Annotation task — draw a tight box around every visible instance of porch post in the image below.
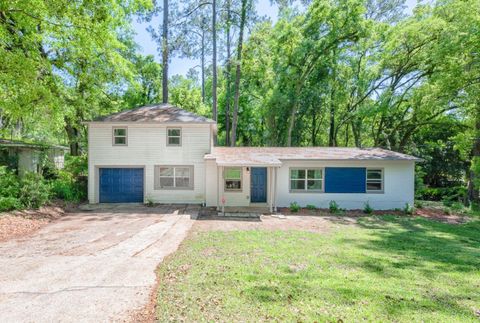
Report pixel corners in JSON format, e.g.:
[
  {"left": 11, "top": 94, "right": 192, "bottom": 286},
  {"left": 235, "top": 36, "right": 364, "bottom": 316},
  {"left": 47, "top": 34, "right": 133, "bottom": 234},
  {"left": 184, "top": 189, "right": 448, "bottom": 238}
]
[
  {"left": 274, "top": 167, "right": 278, "bottom": 213},
  {"left": 216, "top": 165, "right": 220, "bottom": 211},
  {"left": 269, "top": 167, "right": 273, "bottom": 213}
]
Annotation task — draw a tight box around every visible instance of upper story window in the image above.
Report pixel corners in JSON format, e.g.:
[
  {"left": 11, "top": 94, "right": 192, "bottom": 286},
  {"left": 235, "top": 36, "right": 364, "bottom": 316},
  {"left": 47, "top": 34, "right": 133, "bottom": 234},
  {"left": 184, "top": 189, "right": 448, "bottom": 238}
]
[
  {"left": 290, "top": 168, "right": 323, "bottom": 192},
  {"left": 225, "top": 167, "right": 242, "bottom": 191},
  {"left": 167, "top": 128, "right": 181, "bottom": 146},
  {"left": 366, "top": 169, "right": 383, "bottom": 192},
  {"left": 113, "top": 127, "right": 127, "bottom": 146}
]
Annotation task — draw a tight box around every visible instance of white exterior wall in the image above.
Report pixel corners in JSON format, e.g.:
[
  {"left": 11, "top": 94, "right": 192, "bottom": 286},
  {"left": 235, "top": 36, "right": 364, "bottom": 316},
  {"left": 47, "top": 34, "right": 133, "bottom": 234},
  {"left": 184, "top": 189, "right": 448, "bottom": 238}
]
[
  {"left": 205, "top": 165, "right": 275, "bottom": 208},
  {"left": 205, "top": 160, "right": 415, "bottom": 210},
  {"left": 88, "top": 123, "right": 212, "bottom": 204},
  {"left": 276, "top": 160, "right": 414, "bottom": 210}
]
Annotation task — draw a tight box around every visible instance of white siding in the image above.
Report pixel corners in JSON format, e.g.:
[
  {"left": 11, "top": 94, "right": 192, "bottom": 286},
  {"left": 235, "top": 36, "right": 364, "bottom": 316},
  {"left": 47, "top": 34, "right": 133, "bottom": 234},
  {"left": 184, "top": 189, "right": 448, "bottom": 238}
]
[
  {"left": 205, "top": 160, "right": 415, "bottom": 210},
  {"left": 88, "top": 123, "right": 212, "bottom": 203},
  {"left": 276, "top": 160, "right": 414, "bottom": 210},
  {"left": 205, "top": 165, "right": 274, "bottom": 208}
]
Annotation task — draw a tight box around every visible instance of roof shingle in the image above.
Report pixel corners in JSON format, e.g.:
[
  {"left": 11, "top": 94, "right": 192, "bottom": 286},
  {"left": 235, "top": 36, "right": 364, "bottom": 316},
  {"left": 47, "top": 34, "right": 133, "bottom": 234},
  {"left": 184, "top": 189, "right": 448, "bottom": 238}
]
[
  {"left": 92, "top": 104, "right": 215, "bottom": 123},
  {"left": 205, "top": 147, "right": 421, "bottom": 166}
]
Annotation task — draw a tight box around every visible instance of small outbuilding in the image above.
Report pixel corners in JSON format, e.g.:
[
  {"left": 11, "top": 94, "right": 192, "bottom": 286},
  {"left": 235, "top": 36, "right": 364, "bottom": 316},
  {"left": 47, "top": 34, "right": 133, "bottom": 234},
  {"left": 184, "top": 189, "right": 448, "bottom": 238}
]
[{"left": 0, "top": 139, "right": 69, "bottom": 175}]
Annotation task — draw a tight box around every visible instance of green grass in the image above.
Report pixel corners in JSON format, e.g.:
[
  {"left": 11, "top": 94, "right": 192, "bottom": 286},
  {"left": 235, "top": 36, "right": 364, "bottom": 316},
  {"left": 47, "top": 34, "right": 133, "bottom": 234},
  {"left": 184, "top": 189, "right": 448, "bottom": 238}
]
[{"left": 156, "top": 216, "right": 480, "bottom": 322}]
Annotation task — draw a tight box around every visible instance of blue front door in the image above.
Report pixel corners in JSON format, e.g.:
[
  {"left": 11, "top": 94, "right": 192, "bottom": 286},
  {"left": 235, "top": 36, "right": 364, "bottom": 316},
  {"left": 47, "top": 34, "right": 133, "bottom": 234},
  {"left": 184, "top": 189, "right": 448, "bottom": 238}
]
[
  {"left": 99, "top": 168, "right": 144, "bottom": 203},
  {"left": 251, "top": 167, "right": 267, "bottom": 203}
]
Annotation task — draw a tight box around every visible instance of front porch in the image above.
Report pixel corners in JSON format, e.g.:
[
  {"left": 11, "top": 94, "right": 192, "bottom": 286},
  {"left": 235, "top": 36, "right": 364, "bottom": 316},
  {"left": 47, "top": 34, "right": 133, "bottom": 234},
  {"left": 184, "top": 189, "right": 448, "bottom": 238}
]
[{"left": 207, "top": 160, "right": 281, "bottom": 213}]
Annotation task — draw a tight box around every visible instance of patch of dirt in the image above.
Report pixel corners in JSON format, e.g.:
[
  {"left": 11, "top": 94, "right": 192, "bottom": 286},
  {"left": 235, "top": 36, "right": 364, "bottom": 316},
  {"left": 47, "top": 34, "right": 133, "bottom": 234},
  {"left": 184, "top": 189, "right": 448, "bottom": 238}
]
[
  {"left": 414, "top": 208, "right": 469, "bottom": 224},
  {"left": 0, "top": 205, "right": 68, "bottom": 242},
  {"left": 193, "top": 214, "right": 342, "bottom": 233}
]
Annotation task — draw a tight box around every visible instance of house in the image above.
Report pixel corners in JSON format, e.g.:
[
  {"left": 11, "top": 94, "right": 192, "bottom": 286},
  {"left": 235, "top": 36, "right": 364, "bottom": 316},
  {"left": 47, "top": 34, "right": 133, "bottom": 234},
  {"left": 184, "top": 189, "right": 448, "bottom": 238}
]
[
  {"left": 86, "top": 104, "right": 421, "bottom": 210},
  {"left": 0, "top": 139, "right": 69, "bottom": 175}
]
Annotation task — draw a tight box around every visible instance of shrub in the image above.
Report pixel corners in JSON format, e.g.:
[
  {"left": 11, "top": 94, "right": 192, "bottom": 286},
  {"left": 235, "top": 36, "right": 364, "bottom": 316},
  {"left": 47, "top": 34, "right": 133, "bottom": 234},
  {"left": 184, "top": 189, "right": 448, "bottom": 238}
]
[
  {"left": 64, "top": 154, "right": 88, "bottom": 177},
  {"left": 51, "top": 171, "right": 86, "bottom": 202},
  {"left": 329, "top": 200, "right": 340, "bottom": 213},
  {"left": 414, "top": 200, "right": 424, "bottom": 209},
  {"left": 0, "top": 197, "right": 22, "bottom": 212},
  {"left": 417, "top": 186, "right": 467, "bottom": 202},
  {"left": 19, "top": 172, "right": 51, "bottom": 209},
  {"left": 450, "top": 202, "right": 464, "bottom": 212},
  {"left": 145, "top": 196, "right": 155, "bottom": 207},
  {"left": 363, "top": 202, "right": 373, "bottom": 214},
  {"left": 306, "top": 204, "right": 316, "bottom": 210},
  {"left": 289, "top": 202, "right": 300, "bottom": 212},
  {"left": 0, "top": 166, "right": 20, "bottom": 198},
  {"left": 403, "top": 203, "right": 414, "bottom": 215}
]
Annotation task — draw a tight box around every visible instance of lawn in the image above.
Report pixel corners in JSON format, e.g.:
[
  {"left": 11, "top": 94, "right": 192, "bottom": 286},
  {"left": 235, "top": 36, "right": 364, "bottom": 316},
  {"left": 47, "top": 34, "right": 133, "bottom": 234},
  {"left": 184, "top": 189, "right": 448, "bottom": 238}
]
[{"left": 156, "top": 216, "right": 480, "bottom": 322}]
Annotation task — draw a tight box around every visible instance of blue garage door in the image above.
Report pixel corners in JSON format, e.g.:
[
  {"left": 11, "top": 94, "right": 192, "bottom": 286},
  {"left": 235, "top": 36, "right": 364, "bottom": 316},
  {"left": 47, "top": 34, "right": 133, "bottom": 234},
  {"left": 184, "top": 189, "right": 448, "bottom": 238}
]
[
  {"left": 99, "top": 168, "right": 144, "bottom": 203},
  {"left": 325, "top": 167, "right": 366, "bottom": 193}
]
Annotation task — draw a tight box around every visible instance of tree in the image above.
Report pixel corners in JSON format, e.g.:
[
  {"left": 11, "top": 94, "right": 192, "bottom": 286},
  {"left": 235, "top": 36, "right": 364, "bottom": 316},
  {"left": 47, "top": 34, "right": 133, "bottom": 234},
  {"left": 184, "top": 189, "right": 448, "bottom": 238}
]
[
  {"left": 162, "top": 0, "right": 169, "bottom": 103},
  {"left": 230, "top": 0, "right": 249, "bottom": 146}
]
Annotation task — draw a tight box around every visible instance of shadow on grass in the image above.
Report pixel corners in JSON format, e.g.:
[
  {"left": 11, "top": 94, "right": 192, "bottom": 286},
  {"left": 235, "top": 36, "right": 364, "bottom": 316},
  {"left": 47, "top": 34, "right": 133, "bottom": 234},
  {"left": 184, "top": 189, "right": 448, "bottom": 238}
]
[{"left": 351, "top": 215, "right": 480, "bottom": 273}]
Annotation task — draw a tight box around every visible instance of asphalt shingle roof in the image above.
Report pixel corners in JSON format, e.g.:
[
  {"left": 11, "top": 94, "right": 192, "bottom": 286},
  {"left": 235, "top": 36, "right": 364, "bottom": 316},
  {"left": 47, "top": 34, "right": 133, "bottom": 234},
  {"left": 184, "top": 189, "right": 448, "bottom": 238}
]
[
  {"left": 92, "top": 104, "right": 215, "bottom": 123},
  {"left": 205, "top": 147, "right": 421, "bottom": 166}
]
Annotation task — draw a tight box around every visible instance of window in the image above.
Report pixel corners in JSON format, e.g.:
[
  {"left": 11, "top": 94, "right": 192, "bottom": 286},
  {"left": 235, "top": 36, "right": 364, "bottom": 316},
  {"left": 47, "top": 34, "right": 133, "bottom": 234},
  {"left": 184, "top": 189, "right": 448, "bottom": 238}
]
[
  {"left": 290, "top": 168, "right": 323, "bottom": 192},
  {"left": 155, "top": 166, "right": 193, "bottom": 189},
  {"left": 366, "top": 169, "right": 383, "bottom": 192},
  {"left": 167, "top": 128, "right": 181, "bottom": 146},
  {"left": 224, "top": 167, "right": 242, "bottom": 191},
  {"left": 113, "top": 127, "right": 127, "bottom": 145}
]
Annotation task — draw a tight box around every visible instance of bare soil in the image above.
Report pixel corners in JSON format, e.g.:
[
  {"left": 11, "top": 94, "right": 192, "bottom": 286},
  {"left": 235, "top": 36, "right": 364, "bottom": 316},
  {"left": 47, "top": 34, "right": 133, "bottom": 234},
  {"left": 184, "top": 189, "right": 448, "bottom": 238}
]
[
  {"left": 415, "top": 208, "right": 469, "bottom": 224},
  {"left": 0, "top": 205, "right": 67, "bottom": 242},
  {"left": 193, "top": 214, "right": 353, "bottom": 233}
]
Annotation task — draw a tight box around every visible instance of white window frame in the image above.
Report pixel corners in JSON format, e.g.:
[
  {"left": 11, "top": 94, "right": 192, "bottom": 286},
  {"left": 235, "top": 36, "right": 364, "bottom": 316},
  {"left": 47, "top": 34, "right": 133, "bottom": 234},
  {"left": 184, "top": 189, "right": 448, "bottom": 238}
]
[
  {"left": 224, "top": 167, "right": 242, "bottom": 192},
  {"left": 167, "top": 128, "right": 182, "bottom": 146},
  {"left": 112, "top": 127, "right": 127, "bottom": 146},
  {"left": 289, "top": 168, "right": 324, "bottom": 192},
  {"left": 155, "top": 165, "right": 194, "bottom": 190},
  {"left": 366, "top": 168, "right": 384, "bottom": 193}
]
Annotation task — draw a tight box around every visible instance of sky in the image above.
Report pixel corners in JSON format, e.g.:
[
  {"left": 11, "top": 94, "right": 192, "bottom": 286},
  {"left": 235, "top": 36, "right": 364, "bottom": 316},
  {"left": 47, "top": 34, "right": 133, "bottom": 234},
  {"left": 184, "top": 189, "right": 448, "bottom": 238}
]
[{"left": 132, "top": 0, "right": 419, "bottom": 77}]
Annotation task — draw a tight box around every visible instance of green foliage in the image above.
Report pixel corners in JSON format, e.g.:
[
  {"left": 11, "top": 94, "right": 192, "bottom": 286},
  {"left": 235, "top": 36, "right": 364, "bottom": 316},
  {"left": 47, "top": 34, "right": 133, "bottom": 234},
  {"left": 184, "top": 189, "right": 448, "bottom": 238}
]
[
  {"left": 403, "top": 203, "right": 414, "bottom": 215},
  {"left": 64, "top": 154, "right": 88, "bottom": 177},
  {"left": 19, "top": 173, "right": 51, "bottom": 209},
  {"left": 329, "top": 200, "right": 340, "bottom": 214},
  {"left": 0, "top": 166, "right": 20, "bottom": 198},
  {"left": 0, "top": 197, "right": 22, "bottom": 212},
  {"left": 145, "top": 196, "right": 155, "bottom": 207},
  {"left": 363, "top": 202, "right": 373, "bottom": 214},
  {"left": 414, "top": 200, "right": 424, "bottom": 209},
  {"left": 306, "top": 204, "right": 316, "bottom": 210},
  {"left": 289, "top": 202, "right": 300, "bottom": 212},
  {"left": 51, "top": 171, "right": 86, "bottom": 202},
  {"left": 417, "top": 186, "right": 467, "bottom": 202}
]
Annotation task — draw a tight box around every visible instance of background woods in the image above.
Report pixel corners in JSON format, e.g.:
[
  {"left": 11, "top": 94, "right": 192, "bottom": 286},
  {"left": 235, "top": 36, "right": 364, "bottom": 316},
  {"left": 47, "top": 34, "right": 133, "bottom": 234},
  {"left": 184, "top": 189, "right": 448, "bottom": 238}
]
[{"left": 0, "top": 0, "right": 479, "bottom": 206}]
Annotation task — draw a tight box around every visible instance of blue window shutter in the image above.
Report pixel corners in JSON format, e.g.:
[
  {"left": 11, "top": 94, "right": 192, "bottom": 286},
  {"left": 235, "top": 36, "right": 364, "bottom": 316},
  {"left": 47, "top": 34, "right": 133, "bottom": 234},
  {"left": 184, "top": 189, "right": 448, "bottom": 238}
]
[{"left": 325, "top": 167, "right": 366, "bottom": 193}]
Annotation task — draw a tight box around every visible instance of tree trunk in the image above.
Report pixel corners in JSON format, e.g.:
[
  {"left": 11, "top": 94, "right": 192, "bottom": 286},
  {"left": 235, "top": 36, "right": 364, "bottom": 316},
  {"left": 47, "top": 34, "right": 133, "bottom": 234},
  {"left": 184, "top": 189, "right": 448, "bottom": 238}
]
[
  {"left": 352, "top": 119, "right": 362, "bottom": 148},
  {"left": 162, "top": 0, "right": 168, "bottom": 103},
  {"left": 65, "top": 117, "right": 79, "bottom": 156},
  {"left": 211, "top": 0, "right": 218, "bottom": 144},
  {"left": 201, "top": 28, "right": 205, "bottom": 103},
  {"left": 224, "top": 0, "right": 232, "bottom": 146},
  {"left": 286, "top": 103, "right": 297, "bottom": 146},
  {"left": 230, "top": 0, "right": 248, "bottom": 146},
  {"left": 468, "top": 110, "right": 480, "bottom": 206},
  {"left": 328, "top": 100, "right": 336, "bottom": 146}
]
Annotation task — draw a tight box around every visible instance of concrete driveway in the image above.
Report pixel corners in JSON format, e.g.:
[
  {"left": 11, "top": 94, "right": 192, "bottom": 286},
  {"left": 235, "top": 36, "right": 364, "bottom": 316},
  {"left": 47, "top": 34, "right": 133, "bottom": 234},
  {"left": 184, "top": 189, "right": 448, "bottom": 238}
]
[{"left": 0, "top": 204, "right": 196, "bottom": 323}]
